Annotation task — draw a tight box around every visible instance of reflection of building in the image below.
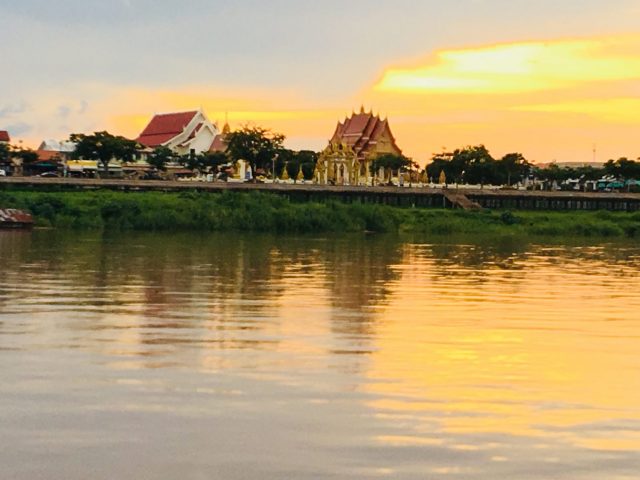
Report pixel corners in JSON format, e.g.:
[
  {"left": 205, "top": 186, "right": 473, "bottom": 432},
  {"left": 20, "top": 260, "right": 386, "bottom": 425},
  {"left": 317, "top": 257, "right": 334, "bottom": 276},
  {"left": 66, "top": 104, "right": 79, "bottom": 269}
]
[
  {"left": 136, "top": 110, "right": 220, "bottom": 156},
  {"left": 316, "top": 108, "right": 403, "bottom": 185}
]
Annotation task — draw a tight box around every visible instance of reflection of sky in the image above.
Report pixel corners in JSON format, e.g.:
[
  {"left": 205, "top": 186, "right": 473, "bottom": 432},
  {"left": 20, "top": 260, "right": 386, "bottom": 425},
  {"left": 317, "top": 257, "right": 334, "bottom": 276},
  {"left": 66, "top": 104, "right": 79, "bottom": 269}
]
[
  {"left": 2, "top": 1, "right": 640, "bottom": 161},
  {"left": 1, "top": 231, "right": 640, "bottom": 478}
]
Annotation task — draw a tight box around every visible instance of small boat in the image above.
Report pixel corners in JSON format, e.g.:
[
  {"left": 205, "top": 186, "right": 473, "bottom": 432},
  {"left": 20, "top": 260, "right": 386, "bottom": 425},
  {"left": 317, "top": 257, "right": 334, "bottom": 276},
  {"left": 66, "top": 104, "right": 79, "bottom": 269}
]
[{"left": 0, "top": 209, "right": 34, "bottom": 229}]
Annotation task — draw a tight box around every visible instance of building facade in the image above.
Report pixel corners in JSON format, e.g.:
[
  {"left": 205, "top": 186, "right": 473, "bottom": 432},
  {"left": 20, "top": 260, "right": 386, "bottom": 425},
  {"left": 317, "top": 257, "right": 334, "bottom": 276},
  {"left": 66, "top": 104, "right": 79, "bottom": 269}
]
[
  {"left": 136, "top": 110, "right": 220, "bottom": 156},
  {"left": 316, "top": 108, "right": 403, "bottom": 185}
]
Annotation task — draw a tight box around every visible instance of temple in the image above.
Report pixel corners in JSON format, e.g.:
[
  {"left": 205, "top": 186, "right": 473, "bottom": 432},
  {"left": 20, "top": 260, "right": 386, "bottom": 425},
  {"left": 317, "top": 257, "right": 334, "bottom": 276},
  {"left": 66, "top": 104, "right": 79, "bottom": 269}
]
[
  {"left": 136, "top": 110, "right": 219, "bottom": 156},
  {"left": 316, "top": 107, "right": 403, "bottom": 185}
]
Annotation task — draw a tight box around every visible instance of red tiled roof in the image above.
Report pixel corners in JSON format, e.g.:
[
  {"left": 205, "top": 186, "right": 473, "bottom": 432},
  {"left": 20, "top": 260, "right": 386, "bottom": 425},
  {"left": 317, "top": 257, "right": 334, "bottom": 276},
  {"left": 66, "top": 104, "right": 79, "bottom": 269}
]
[
  {"left": 36, "top": 150, "right": 63, "bottom": 161},
  {"left": 0, "top": 130, "right": 10, "bottom": 142},
  {"left": 136, "top": 111, "right": 198, "bottom": 147},
  {"left": 209, "top": 134, "right": 228, "bottom": 153}
]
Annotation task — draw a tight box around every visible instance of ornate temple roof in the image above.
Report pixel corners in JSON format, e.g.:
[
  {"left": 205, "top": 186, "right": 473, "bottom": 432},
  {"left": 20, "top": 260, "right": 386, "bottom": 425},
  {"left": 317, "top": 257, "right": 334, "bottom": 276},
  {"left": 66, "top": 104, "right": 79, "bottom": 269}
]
[
  {"left": 136, "top": 111, "right": 199, "bottom": 147},
  {"left": 330, "top": 107, "right": 401, "bottom": 159}
]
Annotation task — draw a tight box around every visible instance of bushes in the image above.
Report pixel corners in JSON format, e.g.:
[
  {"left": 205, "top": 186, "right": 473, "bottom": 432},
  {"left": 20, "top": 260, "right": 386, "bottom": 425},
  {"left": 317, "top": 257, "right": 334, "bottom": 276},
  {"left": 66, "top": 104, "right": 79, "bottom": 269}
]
[{"left": 2, "top": 188, "right": 640, "bottom": 238}]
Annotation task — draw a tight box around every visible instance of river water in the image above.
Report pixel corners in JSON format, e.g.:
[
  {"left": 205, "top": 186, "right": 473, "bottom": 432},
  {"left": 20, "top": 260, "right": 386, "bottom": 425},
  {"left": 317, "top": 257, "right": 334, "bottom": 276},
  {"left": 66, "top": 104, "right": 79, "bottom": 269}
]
[{"left": 1, "top": 230, "right": 640, "bottom": 479}]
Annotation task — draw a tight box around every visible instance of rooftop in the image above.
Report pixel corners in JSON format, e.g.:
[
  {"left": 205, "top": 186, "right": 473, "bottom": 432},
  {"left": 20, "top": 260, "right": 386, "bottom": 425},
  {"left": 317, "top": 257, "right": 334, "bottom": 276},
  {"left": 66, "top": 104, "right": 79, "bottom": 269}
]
[{"left": 136, "top": 111, "right": 199, "bottom": 147}]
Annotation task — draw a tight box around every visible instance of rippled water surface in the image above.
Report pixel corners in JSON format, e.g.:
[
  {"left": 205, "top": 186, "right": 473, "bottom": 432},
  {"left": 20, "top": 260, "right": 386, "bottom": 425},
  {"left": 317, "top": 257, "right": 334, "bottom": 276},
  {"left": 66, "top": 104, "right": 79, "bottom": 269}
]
[{"left": 1, "top": 230, "right": 640, "bottom": 479}]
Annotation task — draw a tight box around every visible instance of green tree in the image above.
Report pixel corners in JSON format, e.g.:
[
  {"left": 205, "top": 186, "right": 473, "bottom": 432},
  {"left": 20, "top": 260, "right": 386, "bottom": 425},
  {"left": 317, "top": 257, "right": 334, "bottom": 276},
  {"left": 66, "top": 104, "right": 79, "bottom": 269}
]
[
  {"left": 276, "top": 148, "right": 296, "bottom": 178},
  {"left": 604, "top": 158, "right": 640, "bottom": 180},
  {"left": 451, "top": 145, "right": 495, "bottom": 185},
  {"left": 147, "top": 146, "right": 175, "bottom": 172},
  {"left": 297, "top": 150, "right": 318, "bottom": 180},
  {"left": 426, "top": 151, "right": 453, "bottom": 183},
  {"left": 226, "top": 126, "right": 285, "bottom": 181},
  {"left": 69, "top": 131, "right": 138, "bottom": 176},
  {"left": 370, "top": 153, "right": 411, "bottom": 183},
  {"left": 12, "top": 147, "right": 39, "bottom": 165},
  {"left": 201, "top": 151, "right": 230, "bottom": 175},
  {"left": 0, "top": 142, "right": 10, "bottom": 164},
  {"left": 497, "top": 152, "right": 530, "bottom": 186},
  {"left": 426, "top": 146, "right": 497, "bottom": 185}
]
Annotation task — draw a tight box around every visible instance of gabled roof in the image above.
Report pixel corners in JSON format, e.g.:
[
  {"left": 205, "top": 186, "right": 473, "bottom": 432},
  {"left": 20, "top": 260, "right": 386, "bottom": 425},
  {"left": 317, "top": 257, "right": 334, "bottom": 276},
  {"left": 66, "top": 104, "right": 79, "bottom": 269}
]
[
  {"left": 0, "top": 130, "right": 10, "bottom": 143},
  {"left": 136, "top": 111, "right": 199, "bottom": 147},
  {"left": 330, "top": 109, "right": 401, "bottom": 158},
  {"left": 38, "top": 139, "right": 76, "bottom": 152}
]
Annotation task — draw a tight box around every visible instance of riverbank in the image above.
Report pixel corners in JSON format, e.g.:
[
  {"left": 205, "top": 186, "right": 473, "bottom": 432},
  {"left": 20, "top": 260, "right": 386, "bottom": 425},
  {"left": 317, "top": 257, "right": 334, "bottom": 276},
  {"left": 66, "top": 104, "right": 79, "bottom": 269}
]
[{"left": 1, "top": 189, "right": 639, "bottom": 237}]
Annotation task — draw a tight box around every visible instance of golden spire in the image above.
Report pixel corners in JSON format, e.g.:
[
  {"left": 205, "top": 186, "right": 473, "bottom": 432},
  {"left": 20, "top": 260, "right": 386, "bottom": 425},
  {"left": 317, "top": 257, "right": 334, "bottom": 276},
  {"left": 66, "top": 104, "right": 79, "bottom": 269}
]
[{"left": 222, "top": 111, "right": 231, "bottom": 135}]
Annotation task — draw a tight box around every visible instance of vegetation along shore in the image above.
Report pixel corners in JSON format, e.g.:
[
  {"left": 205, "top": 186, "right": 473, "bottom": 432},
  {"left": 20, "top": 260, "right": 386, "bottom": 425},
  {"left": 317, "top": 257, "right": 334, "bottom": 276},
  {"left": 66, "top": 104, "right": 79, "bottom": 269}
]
[{"left": 1, "top": 189, "right": 640, "bottom": 238}]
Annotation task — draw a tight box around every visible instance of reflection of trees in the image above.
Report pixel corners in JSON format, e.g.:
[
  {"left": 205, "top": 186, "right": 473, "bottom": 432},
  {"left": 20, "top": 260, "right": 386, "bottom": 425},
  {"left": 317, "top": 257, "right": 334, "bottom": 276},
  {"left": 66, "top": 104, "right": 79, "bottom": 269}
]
[
  {"left": 1, "top": 231, "right": 290, "bottom": 356},
  {"left": 424, "top": 236, "right": 640, "bottom": 284},
  {"left": 428, "top": 236, "right": 530, "bottom": 275},
  {"left": 319, "top": 235, "right": 404, "bottom": 336},
  {"left": 0, "top": 231, "right": 34, "bottom": 313},
  {"left": 6, "top": 230, "right": 639, "bottom": 366}
]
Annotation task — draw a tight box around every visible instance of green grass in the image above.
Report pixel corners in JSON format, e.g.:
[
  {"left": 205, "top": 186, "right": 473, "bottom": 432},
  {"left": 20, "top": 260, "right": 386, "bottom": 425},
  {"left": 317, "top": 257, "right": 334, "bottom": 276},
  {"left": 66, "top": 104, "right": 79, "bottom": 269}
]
[{"left": 1, "top": 189, "right": 639, "bottom": 238}]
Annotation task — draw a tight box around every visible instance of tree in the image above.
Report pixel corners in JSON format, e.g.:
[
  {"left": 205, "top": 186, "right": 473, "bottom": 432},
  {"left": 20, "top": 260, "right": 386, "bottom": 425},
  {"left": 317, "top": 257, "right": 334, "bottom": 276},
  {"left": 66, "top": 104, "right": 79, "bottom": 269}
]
[
  {"left": 12, "top": 147, "right": 39, "bottom": 165},
  {"left": 497, "top": 152, "right": 530, "bottom": 186},
  {"left": 604, "top": 158, "right": 640, "bottom": 181},
  {"left": 426, "top": 151, "right": 453, "bottom": 183},
  {"left": 533, "top": 163, "right": 574, "bottom": 188},
  {"left": 69, "top": 131, "right": 138, "bottom": 176},
  {"left": 226, "top": 126, "right": 285, "bottom": 181},
  {"left": 274, "top": 149, "right": 317, "bottom": 182},
  {"left": 147, "top": 146, "right": 175, "bottom": 172},
  {"left": 297, "top": 150, "right": 318, "bottom": 180},
  {"left": 370, "top": 153, "right": 411, "bottom": 183},
  {"left": 201, "top": 151, "right": 230, "bottom": 175},
  {"left": 426, "top": 146, "right": 497, "bottom": 185},
  {"left": 0, "top": 142, "right": 11, "bottom": 164},
  {"left": 451, "top": 145, "right": 495, "bottom": 185}
]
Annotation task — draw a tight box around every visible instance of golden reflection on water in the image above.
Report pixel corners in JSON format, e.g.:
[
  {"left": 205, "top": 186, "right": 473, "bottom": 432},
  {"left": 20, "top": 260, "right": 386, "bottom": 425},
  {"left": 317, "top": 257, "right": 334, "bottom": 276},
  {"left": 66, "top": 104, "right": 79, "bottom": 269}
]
[
  {"left": 366, "top": 242, "right": 640, "bottom": 453},
  {"left": 1, "top": 230, "right": 640, "bottom": 478}
]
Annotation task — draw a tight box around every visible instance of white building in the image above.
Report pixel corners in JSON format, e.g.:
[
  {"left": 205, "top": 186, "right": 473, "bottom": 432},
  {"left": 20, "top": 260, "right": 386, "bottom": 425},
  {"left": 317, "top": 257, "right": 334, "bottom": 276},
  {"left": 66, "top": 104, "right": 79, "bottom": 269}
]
[{"left": 136, "top": 109, "right": 219, "bottom": 156}]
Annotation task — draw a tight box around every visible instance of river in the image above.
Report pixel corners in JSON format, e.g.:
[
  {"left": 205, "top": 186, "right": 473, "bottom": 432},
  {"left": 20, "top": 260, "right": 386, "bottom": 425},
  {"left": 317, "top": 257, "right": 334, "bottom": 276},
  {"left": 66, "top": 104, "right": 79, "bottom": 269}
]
[{"left": 1, "top": 230, "right": 640, "bottom": 479}]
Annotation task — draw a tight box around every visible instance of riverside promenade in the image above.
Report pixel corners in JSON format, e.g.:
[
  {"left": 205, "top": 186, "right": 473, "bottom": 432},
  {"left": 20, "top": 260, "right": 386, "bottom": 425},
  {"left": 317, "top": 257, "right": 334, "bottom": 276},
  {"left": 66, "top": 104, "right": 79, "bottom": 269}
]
[{"left": 2, "top": 177, "right": 640, "bottom": 212}]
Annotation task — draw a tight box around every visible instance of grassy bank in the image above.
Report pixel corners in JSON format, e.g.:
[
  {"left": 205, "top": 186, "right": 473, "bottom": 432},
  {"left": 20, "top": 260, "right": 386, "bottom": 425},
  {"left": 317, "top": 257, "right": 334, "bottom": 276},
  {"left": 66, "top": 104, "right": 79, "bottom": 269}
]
[{"left": 1, "top": 189, "right": 640, "bottom": 238}]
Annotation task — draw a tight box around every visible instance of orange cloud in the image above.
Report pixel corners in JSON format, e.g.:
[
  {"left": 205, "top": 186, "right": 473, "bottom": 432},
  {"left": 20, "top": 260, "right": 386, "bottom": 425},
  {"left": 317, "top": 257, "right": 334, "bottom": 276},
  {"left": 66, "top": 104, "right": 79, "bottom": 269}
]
[{"left": 375, "top": 34, "right": 640, "bottom": 94}]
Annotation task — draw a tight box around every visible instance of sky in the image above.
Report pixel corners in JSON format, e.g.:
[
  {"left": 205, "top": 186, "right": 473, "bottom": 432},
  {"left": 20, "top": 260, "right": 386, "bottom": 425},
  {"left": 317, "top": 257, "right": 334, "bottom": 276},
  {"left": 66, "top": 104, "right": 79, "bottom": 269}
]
[{"left": 1, "top": 0, "right": 639, "bottom": 164}]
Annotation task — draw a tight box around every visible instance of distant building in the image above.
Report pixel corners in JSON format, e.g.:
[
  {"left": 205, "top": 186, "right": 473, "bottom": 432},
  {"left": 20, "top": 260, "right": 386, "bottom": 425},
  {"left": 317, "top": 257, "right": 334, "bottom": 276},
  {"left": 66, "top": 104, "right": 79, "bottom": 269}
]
[
  {"left": 37, "top": 139, "right": 76, "bottom": 163},
  {"left": 136, "top": 109, "right": 219, "bottom": 156},
  {"left": 0, "top": 130, "right": 10, "bottom": 144},
  {"left": 317, "top": 107, "right": 403, "bottom": 185},
  {"left": 38, "top": 139, "right": 76, "bottom": 153}
]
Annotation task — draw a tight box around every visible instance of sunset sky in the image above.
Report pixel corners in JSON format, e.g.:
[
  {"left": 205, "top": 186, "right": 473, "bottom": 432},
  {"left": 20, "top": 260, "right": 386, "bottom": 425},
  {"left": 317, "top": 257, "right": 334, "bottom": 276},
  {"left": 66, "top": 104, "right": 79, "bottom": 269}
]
[{"left": 1, "top": 0, "right": 639, "bottom": 164}]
